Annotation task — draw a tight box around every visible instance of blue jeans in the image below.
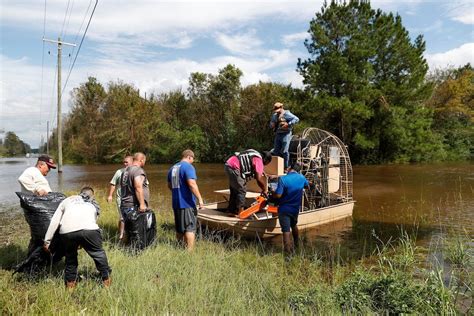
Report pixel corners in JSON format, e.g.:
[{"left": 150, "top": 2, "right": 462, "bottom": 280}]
[{"left": 274, "top": 131, "right": 292, "bottom": 168}]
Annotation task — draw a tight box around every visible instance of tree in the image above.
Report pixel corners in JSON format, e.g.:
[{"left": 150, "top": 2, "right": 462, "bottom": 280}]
[
  {"left": 63, "top": 77, "right": 107, "bottom": 163},
  {"left": 298, "top": 0, "right": 434, "bottom": 163},
  {"left": 426, "top": 65, "right": 474, "bottom": 160},
  {"left": 3, "top": 131, "right": 30, "bottom": 156},
  {"left": 188, "top": 64, "right": 243, "bottom": 161}
]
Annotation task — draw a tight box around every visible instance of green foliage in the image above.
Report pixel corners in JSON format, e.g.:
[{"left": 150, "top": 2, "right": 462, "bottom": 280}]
[
  {"left": 298, "top": 0, "right": 439, "bottom": 164},
  {"left": 2, "top": 131, "right": 30, "bottom": 156},
  {"left": 59, "top": 66, "right": 292, "bottom": 164},
  {"left": 288, "top": 285, "right": 335, "bottom": 314},
  {"left": 55, "top": 28, "right": 471, "bottom": 165},
  {"left": 426, "top": 66, "right": 474, "bottom": 160},
  {"left": 0, "top": 194, "right": 464, "bottom": 314}
]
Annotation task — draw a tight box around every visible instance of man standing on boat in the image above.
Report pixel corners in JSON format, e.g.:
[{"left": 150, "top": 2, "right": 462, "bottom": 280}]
[
  {"left": 107, "top": 155, "right": 133, "bottom": 240},
  {"left": 120, "top": 152, "right": 149, "bottom": 220},
  {"left": 270, "top": 102, "right": 299, "bottom": 169},
  {"left": 224, "top": 150, "right": 272, "bottom": 216},
  {"left": 18, "top": 155, "right": 56, "bottom": 196},
  {"left": 167, "top": 149, "right": 204, "bottom": 251},
  {"left": 273, "top": 163, "right": 309, "bottom": 256}
]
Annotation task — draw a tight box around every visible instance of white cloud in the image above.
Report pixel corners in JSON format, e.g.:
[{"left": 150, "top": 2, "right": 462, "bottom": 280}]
[
  {"left": 281, "top": 32, "right": 308, "bottom": 47},
  {"left": 215, "top": 30, "right": 263, "bottom": 55},
  {"left": 2, "top": 1, "right": 324, "bottom": 47},
  {"left": 444, "top": 1, "right": 474, "bottom": 25},
  {"left": 425, "top": 43, "right": 474, "bottom": 70},
  {"left": 0, "top": 55, "right": 59, "bottom": 147}
]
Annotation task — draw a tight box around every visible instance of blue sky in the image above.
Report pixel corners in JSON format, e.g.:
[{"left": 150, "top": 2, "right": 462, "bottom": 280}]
[{"left": 1, "top": 0, "right": 473, "bottom": 148}]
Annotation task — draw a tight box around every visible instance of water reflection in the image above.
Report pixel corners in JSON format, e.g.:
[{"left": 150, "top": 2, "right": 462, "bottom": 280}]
[{"left": 1, "top": 158, "right": 472, "bottom": 257}]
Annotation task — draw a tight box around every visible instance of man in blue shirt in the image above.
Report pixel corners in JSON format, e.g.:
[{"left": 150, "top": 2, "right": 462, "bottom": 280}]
[
  {"left": 273, "top": 163, "right": 309, "bottom": 255},
  {"left": 167, "top": 149, "right": 204, "bottom": 251},
  {"left": 270, "top": 102, "right": 299, "bottom": 169}
]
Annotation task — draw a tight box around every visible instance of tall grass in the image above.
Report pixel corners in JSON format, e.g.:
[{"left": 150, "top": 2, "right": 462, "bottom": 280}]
[{"left": 0, "top": 192, "right": 470, "bottom": 314}]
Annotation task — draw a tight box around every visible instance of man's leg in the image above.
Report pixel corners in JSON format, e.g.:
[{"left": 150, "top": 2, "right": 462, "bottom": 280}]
[
  {"left": 279, "top": 213, "right": 294, "bottom": 255},
  {"left": 282, "top": 232, "right": 294, "bottom": 255},
  {"left": 80, "top": 230, "right": 111, "bottom": 282},
  {"left": 235, "top": 176, "right": 247, "bottom": 215},
  {"left": 118, "top": 220, "right": 125, "bottom": 240},
  {"left": 174, "top": 208, "right": 186, "bottom": 246},
  {"left": 281, "top": 132, "right": 292, "bottom": 169},
  {"left": 225, "top": 165, "right": 237, "bottom": 213},
  {"left": 62, "top": 232, "right": 80, "bottom": 286},
  {"left": 273, "top": 133, "right": 283, "bottom": 160},
  {"left": 291, "top": 225, "right": 299, "bottom": 250},
  {"left": 117, "top": 203, "right": 125, "bottom": 240},
  {"left": 184, "top": 232, "right": 195, "bottom": 252}
]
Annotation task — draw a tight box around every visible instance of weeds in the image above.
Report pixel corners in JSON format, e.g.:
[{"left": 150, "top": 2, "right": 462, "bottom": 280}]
[{"left": 0, "top": 192, "right": 468, "bottom": 314}]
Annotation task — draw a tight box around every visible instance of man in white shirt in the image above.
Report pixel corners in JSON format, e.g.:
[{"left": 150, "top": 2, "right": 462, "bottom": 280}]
[
  {"left": 107, "top": 155, "right": 133, "bottom": 240},
  {"left": 44, "top": 187, "right": 111, "bottom": 290},
  {"left": 18, "top": 155, "right": 56, "bottom": 195}
]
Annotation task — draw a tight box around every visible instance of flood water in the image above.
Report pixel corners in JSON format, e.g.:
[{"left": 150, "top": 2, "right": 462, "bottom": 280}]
[{"left": 1, "top": 157, "right": 473, "bottom": 259}]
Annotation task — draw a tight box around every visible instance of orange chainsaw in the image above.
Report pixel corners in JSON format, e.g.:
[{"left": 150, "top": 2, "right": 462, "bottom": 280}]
[{"left": 238, "top": 195, "right": 278, "bottom": 219}]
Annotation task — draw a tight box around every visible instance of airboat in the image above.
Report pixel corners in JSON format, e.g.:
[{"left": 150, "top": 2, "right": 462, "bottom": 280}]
[{"left": 198, "top": 128, "right": 355, "bottom": 238}]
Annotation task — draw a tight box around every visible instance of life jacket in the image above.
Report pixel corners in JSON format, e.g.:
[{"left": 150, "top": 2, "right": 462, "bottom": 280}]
[{"left": 236, "top": 149, "right": 262, "bottom": 180}]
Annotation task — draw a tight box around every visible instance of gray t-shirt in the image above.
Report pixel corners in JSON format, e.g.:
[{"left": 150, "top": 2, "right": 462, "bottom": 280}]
[
  {"left": 110, "top": 168, "right": 124, "bottom": 207},
  {"left": 120, "top": 165, "right": 150, "bottom": 209}
]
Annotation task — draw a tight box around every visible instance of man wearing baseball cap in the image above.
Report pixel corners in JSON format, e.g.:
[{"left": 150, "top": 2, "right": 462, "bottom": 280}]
[{"left": 18, "top": 155, "right": 57, "bottom": 196}]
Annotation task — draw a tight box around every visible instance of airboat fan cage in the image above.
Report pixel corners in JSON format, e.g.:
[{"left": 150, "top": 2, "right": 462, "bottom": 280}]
[{"left": 289, "top": 128, "right": 354, "bottom": 211}]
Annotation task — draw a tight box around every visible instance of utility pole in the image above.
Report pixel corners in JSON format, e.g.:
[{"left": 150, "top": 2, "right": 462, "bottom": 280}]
[
  {"left": 43, "top": 37, "right": 76, "bottom": 173},
  {"left": 46, "top": 120, "right": 49, "bottom": 155}
]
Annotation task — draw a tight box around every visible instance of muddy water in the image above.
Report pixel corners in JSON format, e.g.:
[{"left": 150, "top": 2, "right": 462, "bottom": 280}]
[{"left": 1, "top": 158, "right": 472, "bottom": 257}]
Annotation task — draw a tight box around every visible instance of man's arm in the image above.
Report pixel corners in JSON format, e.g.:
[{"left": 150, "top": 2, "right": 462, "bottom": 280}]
[
  {"left": 18, "top": 171, "right": 37, "bottom": 193},
  {"left": 187, "top": 179, "right": 204, "bottom": 209},
  {"left": 43, "top": 201, "right": 65, "bottom": 247},
  {"left": 269, "top": 113, "right": 278, "bottom": 129},
  {"left": 286, "top": 111, "right": 299, "bottom": 127},
  {"left": 167, "top": 182, "right": 172, "bottom": 191},
  {"left": 107, "top": 185, "right": 115, "bottom": 203},
  {"left": 255, "top": 172, "right": 268, "bottom": 196},
  {"left": 273, "top": 178, "right": 284, "bottom": 200},
  {"left": 134, "top": 175, "right": 147, "bottom": 212},
  {"left": 187, "top": 179, "right": 204, "bottom": 208}
]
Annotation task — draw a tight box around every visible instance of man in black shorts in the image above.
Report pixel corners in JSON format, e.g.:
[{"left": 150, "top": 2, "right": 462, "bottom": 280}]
[{"left": 167, "top": 150, "right": 204, "bottom": 251}]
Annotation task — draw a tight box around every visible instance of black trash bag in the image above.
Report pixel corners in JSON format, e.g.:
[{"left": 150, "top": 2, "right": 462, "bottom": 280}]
[
  {"left": 15, "top": 192, "right": 67, "bottom": 272},
  {"left": 16, "top": 192, "right": 66, "bottom": 241},
  {"left": 125, "top": 210, "right": 156, "bottom": 250},
  {"left": 13, "top": 231, "right": 64, "bottom": 275},
  {"left": 13, "top": 245, "right": 50, "bottom": 275}
]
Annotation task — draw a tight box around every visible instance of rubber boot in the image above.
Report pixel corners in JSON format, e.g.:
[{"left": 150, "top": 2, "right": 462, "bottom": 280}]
[{"left": 102, "top": 277, "right": 112, "bottom": 288}]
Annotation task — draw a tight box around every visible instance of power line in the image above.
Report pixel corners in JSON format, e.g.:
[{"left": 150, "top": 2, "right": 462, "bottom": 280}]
[
  {"left": 66, "top": 0, "right": 93, "bottom": 78},
  {"left": 63, "top": 0, "right": 76, "bottom": 42},
  {"left": 39, "top": 0, "right": 47, "bottom": 147},
  {"left": 60, "top": 0, "right": 72, "bottom": 39},
  {"left": 62, "top": 0, "right": 98, "bottom": 95}
]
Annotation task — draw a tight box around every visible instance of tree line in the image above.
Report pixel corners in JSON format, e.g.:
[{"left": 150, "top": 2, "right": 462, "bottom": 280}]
[
  {"left": 0, "top": 132, "right": 31, "bottom": 157},
  {"left": 46, "top": 1, "right": 472, "bottom": 164}
]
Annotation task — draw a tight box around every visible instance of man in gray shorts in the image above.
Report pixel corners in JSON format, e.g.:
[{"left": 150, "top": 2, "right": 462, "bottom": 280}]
[{"left": 167, "top": 149, "right": 204, "bottom": 251}]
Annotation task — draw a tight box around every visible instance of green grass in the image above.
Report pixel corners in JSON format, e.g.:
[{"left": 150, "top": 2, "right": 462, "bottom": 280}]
[{"left": 0, "top": 193, "right": 470, "bottom": 314}]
